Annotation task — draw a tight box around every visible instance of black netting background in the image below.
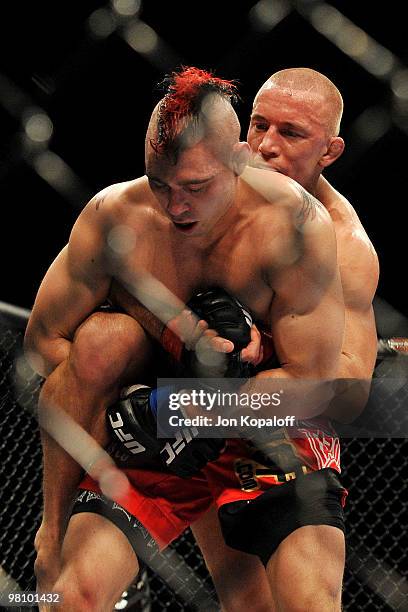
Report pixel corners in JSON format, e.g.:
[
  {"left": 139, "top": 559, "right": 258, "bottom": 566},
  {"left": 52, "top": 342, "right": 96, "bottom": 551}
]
[
  {"left": 1, "top": 317, "right": 407, "bottom": 611},
  {"left": 1, "top": 1, "right": 408, "bottom": 609}
]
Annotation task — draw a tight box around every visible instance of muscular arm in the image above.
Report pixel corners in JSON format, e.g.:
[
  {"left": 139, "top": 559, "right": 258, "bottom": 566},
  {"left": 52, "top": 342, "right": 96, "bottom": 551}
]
[
  {"left": 249, "top": 184, "right": 345, "bottom": 419},
  {"left": 325, "top": 232, "right": 379, "bottom": 423},
  {"left": 24, "top": 195, "right": 112, "bottom": 376},
  {"left": 23, "top": 191, "right": 122, "bottom": 588},
  {"left": 326, "top": 308, "right": 377, "bottom": 423},
  {"left": 316, "top": 175, "right": 380, "bottom": 422}
]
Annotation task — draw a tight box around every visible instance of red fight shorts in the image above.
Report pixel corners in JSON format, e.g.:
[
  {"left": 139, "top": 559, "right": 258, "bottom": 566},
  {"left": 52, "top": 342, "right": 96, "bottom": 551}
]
[{"left": 76, "top": 417, "right": 347, "bottom": 550}]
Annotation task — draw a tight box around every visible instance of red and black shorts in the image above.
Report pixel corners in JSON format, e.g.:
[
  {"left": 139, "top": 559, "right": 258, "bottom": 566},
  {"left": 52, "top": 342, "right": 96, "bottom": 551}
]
[{"left": 71, "top": 439, "right": 347, "bottom": 566}]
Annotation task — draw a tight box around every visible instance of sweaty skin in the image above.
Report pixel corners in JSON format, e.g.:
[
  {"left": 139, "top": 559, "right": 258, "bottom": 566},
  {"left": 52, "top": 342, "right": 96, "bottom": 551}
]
[
  {"left": 192, "top": 69, "right": 379, "bottom": 612},
  {"left": 248, "top": 69, "right": 379, "bottom": 422},
  {"left": 25, "top": 86, "right": 345, "bottom": 611},
  {"left": 27, "top": 161, "right": 343, "bottom": 403}
]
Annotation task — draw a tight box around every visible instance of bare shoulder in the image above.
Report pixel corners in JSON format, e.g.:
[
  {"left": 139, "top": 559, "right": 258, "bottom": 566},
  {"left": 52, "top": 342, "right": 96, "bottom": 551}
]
[
  {"left": 240, "top": 166, "right": 331, "bottom": 229},
  {"left": 316, "top": 176, "right": 379, "bottom": 303},
  {"left": 240, "top": 168, "right": 336, "bottom": 282},
  {"left": 316, "top": 176, "right": 371, "bottom": 233},
  {"left": 316, "top": 176, "right": 378, "bottom": 261},
  {"left": 240, "top": 165, "right": 295, "bottom": 203},
  {"left": 83, "top": 176, "right": 153, "bottom": 222},
  {"left": 66, "top": 176, "right": 155, "bottom": 271}
]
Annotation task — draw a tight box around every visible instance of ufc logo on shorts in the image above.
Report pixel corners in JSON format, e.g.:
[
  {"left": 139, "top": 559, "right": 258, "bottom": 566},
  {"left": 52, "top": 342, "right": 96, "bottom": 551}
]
[
  {"left": 160, "top": 428, "right": 199, "bottom": 465},
  {"left": 108, "top": 412, "right": 146, "bottom": 454}
]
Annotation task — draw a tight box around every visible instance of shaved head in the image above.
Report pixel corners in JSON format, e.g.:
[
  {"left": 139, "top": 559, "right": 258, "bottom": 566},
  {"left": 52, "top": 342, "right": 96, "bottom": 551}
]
[{"left": 255, "top": 68, "right": 343, "bottom": 136}]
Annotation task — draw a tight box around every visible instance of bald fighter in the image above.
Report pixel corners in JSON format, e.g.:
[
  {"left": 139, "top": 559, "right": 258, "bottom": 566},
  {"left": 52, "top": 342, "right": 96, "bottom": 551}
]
[
  {"left": 25, "top": 67, "right": 344, "bottom": 610},
  {"left": 192, "top": 68, "right": 379, "bottom": 611},
  {"left": 249, "top": 69, "right": 378, "bottom": 411}
]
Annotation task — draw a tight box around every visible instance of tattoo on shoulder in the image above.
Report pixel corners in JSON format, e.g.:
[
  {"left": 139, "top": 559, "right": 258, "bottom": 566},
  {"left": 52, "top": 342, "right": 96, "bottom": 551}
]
[
  {"left": 292, "top": 183, "right": 323, "bottom": 225},
  {"left": 93, "top": 195, "right": 105, "bottom": 211}
]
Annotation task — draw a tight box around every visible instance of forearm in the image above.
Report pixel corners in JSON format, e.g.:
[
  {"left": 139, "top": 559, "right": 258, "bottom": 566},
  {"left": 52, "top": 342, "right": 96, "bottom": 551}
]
[
  {"left": 110, "top": 283, "right": 165, "bottom": 341},
  {"left": 321, "top": 352, "right": 374, "bottom": 423},
  {"left": 237, "top": 366, "right": 337, "bottom": 421},
  {"left": 35, "top": 364, "right": 116, "bottom": 594},
  {"left": 39, "top": 422, "right": 84, "bottom": 540},
  {"left": 38, "top": 361, "right": 84, "bottom": 540},
  {"left": 323, "top": 378, "right": 371, "bottom": 424},
  {"left": 38, "top": 359, "right": 114, "bottom": 538}
]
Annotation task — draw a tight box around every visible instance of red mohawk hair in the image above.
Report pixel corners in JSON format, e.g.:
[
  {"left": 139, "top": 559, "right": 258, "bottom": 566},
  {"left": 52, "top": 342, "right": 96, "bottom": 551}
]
[{"left": 151, "top": 66, "right": 239, "bottom": 157}]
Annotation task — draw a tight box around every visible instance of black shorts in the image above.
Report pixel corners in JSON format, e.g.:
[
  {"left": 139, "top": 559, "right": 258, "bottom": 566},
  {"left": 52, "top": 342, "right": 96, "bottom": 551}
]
[
  {"left": 71, "top": 489, "right": 160, "bottom": 563},
  {"left": 218, "top": 468, "right": 346, "bottom": 566}
]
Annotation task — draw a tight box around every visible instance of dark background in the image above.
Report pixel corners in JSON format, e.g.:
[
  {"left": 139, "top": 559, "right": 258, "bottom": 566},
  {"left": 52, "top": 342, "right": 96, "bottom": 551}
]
[
  {"left": 0, "top": 0, "right": 406, "bottom": 318},
  {"left": 1, "top": 6, "right": 408, "bottom": 609}
]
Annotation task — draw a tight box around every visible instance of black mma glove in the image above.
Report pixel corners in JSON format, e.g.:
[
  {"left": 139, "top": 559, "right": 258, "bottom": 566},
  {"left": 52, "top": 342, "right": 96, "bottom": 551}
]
[
  {"left": 107, "top": 288, "right": 254, "bottom": 477},
  {"left": 160, "top": 287, "right": 253, "bottom": 377},
  {"left": 107, "top": 384, "right": 225, "bottom": 478},
  {"left": 186, "top": 287, "right": 253, "bottom": 378}
]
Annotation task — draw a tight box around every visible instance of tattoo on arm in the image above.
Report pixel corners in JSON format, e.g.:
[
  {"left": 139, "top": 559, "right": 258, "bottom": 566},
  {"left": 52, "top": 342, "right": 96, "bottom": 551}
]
[
  {"left": 94, "top": 195, "right": 105, "bottom": 211},
  {"left": 292, "top": 183, "right": 322, "bottom": 225}
]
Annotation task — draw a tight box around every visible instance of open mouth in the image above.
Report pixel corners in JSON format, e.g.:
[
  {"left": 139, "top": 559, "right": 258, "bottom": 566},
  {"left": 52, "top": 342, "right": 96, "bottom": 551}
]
[{"left": 173, "top": 221, "right": 198, "bottom": 232}]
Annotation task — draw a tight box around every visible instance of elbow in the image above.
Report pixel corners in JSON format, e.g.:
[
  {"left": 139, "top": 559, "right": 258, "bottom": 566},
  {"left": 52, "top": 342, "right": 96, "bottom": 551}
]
[
  {"left": 23, "top": 331, "right": 50, "bottom": 378},
  {"left": 329, "top": 378, "right": 372, "bottom": 424},
  {"left": 23, "top": 323, "right": 69, "bottom": 378},
  {"left": 23, "top": 322, "right": 40, "bottom": 359},
  {"left": 329, "top": 356, "right": 375, "bottom": 424},
  {"left": 23, "top": 326, "right": 43, "bottom": 374}
]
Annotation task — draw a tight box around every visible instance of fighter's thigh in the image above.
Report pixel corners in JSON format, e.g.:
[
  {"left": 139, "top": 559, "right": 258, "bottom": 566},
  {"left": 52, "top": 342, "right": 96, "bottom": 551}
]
[
  {"left": 53, "top": 512, "right": 139, "bottom": 611},
  {"left": 192, "top": 505, "right": 274, "bottom": 612},
  {"left": 267, "top": 525, "right": 345, "bottom": 610},
  {"left": 70, "top": 311, "right": 154, "bottom": 389}
]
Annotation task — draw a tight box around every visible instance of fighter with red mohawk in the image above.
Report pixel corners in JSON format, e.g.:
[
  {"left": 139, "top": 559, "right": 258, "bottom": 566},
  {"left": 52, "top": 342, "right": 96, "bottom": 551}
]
[{"left": 26, "top": 66, "right": 345, "bottom": 610}]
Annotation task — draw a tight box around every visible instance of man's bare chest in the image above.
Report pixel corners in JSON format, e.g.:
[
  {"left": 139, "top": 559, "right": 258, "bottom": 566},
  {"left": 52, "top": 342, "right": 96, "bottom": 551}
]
[{"left": 112, "top": 235, "right": 272, "bottom": 323}]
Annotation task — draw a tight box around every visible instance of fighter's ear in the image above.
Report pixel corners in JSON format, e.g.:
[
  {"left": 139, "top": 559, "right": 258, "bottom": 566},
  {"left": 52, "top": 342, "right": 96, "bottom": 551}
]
[
  {"left": 231, "top": 142, "right": 251, "bottom": 175},
  {"left": 319, "top": 137, "right": 345, "bottom": 168}
]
